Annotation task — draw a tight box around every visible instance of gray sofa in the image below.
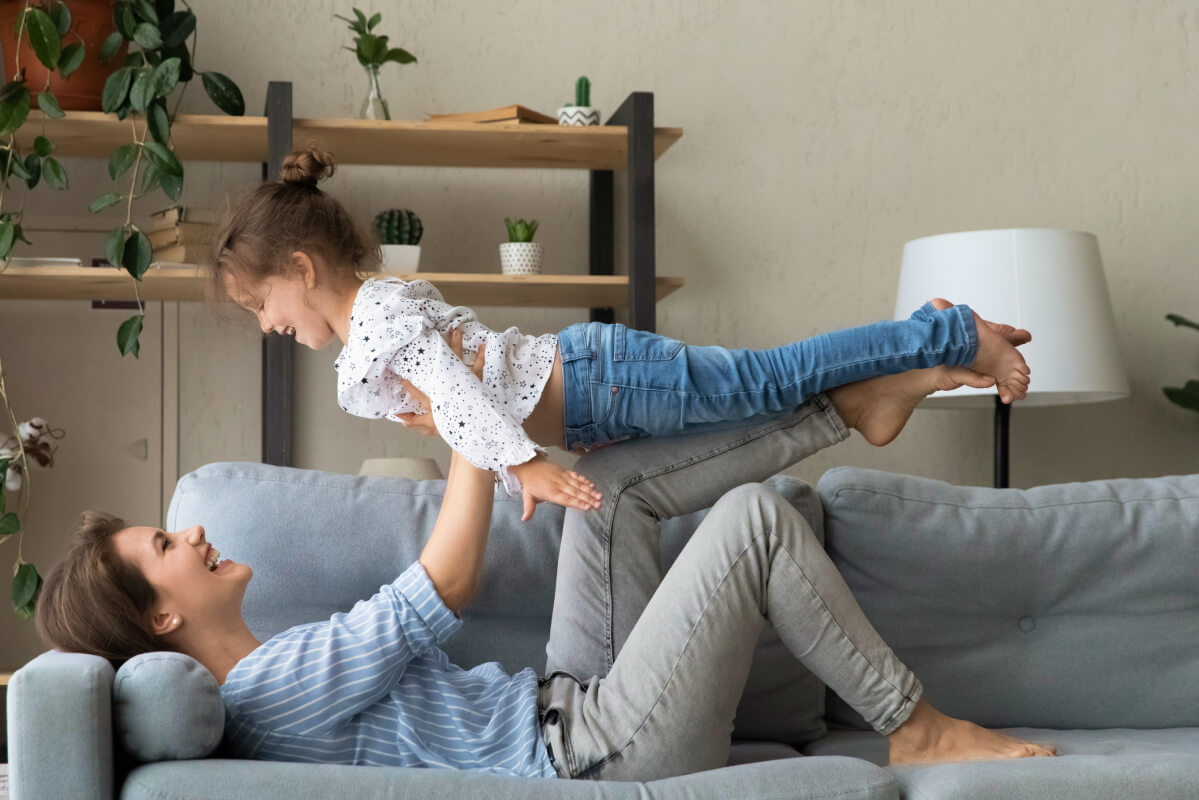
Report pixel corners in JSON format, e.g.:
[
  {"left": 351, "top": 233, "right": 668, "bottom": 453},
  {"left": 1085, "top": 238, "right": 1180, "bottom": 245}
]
[{"left": 8, "top": 461, "right": 1199, "bottom": 799}]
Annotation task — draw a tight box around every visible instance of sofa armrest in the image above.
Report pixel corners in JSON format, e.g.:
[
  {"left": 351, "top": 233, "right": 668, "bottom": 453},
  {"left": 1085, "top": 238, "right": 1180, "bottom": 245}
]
[{"left": 7, "top": 651, "right": 115, "bottom": 800}]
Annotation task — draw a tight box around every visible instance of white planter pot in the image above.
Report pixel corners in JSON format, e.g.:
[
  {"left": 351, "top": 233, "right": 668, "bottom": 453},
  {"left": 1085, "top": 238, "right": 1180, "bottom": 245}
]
[
  {"left": 379, "top": 244, "right": 421, "bottom": 272},
  {"left": 557, "top": 105, "right": 600, "bottom": 126},
  {"left": 499, "top": 242, "right": 543, "bottom": 275}
]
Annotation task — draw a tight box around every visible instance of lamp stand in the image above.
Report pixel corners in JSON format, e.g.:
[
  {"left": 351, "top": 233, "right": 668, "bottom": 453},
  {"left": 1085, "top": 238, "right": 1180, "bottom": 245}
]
[{"left": 993, "top": 396, "right": 1010, "bottom": 489}]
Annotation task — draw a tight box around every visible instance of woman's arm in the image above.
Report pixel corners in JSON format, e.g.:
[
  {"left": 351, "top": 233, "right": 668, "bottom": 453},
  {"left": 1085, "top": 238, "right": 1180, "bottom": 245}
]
[{"left": 419, "top": 449, "right": 496, "bottom": 615}]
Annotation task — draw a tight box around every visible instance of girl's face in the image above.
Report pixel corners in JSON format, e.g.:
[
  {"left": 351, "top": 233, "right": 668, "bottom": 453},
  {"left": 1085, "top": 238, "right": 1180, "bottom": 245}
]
[
  {"left": 224, "top": 259, "right": 338, "bottom": 350},
  {"left": 114, "top": 523, "right": 252, "bottom": 637}
]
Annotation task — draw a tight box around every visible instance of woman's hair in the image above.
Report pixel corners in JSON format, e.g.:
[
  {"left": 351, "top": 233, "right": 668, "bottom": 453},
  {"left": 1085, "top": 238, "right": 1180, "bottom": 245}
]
[
  {"left": 36, "top": 511, "right": 167, "bottom": 667},
  {"left": 210, "top": 144, "right": 379, "bottom": 306}
]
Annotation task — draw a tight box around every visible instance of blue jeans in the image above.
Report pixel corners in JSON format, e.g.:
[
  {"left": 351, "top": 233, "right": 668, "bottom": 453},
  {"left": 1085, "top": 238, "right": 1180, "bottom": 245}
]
[{"left": 556, "top": 301, "right": 978, "bottom": 451}]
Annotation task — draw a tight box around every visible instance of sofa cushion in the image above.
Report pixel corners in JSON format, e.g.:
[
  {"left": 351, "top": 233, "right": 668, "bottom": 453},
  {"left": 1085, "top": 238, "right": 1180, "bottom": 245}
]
[
  {"left": 114, "top": 652, "right": 224, "bottom": 762},
  {"left": 815, "top": 468, "right": 1199, "bottom": 731},
  {"left": 804, "top": 728, "right": 1199, "bottom": 800}
]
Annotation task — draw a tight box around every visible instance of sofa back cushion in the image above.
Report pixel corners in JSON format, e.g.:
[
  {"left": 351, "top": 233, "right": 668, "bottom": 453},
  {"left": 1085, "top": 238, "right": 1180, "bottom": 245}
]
[{"left": 816, "top": 467, "right": 1199, "bottom": 730}]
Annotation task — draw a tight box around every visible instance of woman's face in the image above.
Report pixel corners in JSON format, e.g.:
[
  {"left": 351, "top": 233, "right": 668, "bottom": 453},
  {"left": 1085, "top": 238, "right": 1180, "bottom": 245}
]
[{"left": 114, "top": 524, "right": 253, "bottom": 636}]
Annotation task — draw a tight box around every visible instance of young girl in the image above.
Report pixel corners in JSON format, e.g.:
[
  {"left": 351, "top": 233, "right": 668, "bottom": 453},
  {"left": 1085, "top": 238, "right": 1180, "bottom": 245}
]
[{"left": 213, "top": 146, "right": 1031, "bottom": 518}]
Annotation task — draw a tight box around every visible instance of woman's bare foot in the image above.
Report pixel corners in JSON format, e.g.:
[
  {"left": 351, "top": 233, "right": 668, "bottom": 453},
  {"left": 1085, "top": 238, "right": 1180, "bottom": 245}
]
[
  {"left": 929, "top": 298, "right": 1031, "bottom": 404},
  {"left": 828, "top": 365, "right": 995, "bottom": 446},
  {"left": 889, "top": 699, "right": 1057, "bottom": 765}
]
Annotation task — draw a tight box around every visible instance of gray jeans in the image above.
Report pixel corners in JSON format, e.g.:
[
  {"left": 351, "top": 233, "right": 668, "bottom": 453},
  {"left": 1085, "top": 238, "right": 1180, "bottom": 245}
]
[{"left": 539, "top": 395, "right": 923, "bottom": 781}]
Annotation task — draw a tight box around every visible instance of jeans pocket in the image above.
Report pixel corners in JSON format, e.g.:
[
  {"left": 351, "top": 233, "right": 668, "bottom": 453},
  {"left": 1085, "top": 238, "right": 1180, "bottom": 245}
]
[
  {"left": 588, "top": 380, "right": 618, "bottom": 426},
  {"left": 614, "top": 325, "right": 685, "bottom": 362}
]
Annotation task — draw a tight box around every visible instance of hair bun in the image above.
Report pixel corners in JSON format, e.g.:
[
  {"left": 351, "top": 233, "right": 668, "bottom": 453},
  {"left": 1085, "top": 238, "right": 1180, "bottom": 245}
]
[{"left": 279, "top": 146, "right": 336, "bottom": 188}]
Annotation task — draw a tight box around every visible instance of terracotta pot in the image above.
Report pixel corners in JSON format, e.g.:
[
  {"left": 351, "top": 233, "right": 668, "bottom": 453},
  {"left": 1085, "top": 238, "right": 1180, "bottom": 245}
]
[{"left": 0, "top": 0, "right": 126, "bottom": 111}]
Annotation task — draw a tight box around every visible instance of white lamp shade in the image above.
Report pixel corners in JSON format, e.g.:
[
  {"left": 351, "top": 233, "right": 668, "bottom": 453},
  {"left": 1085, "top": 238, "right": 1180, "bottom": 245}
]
[{"left": 895, "top": 229, "right": 1130, "bottom": 407}]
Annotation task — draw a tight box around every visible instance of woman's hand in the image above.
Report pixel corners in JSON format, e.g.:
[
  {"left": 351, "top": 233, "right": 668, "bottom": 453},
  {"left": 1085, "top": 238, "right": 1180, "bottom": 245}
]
[
  {"left": 394, "top": 328, "right": 482, "bottom": 436},
  {"left": 508, "top": 455, "right": 603, "bottom": 522}
]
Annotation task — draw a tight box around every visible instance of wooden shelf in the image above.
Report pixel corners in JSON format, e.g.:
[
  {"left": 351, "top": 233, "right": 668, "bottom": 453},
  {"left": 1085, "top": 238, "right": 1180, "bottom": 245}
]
[
  {"left": 14, "top": 111, "right": 683, "bottom": 170},
  {"left": 0, "top": 266, "right": 684, "bottom": 308}
]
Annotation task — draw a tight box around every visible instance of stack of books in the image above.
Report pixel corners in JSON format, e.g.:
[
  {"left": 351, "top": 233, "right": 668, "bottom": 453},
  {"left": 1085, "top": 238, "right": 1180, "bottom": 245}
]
[{"left": 149, "top": 206, "right": 219, "bottom": 265}]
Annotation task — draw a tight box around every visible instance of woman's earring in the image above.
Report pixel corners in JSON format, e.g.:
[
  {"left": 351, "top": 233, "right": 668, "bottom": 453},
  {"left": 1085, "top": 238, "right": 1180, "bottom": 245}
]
[{"left": 172, "top": 616, "right": 181, "bottom": 628}]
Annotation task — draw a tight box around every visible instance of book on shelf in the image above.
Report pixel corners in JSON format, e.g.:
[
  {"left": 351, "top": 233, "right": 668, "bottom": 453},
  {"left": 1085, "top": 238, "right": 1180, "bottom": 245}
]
[
  {"left": 150, "top": 205, "right": 221, "bottom": 227},
  {"left": 151, "top": 243, "right": 211, "bottom": 265},
  {"left": 426, "top": 104, "right": 557, "bottom": 125},
  {"left": 146, "top": 222, "right": 214, "bottom": 250}
]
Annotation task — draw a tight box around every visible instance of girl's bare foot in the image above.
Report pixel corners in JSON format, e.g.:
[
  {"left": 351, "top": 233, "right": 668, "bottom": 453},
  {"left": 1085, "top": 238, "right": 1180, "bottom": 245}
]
[
  {"left": 889, "top": 699, "right": 1057, "bottom": 765},
  {"left": 929, "top": 297, "right": 1031, "bottom": 404},
  {"left": 828, "top": 365, "right": 995, "bottom": 446}
]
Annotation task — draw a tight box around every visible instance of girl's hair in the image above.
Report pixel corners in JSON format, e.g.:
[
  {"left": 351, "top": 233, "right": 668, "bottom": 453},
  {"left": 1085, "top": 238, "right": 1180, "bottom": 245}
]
[
  {"left": 36, "top": 511, "right": 167, "bottom": 668},
  {"left": 211, "top": 144, "right": 379, "bottom": 306}
]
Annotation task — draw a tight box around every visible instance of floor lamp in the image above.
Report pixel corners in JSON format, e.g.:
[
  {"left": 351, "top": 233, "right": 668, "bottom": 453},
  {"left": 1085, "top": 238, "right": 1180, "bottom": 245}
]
[{"left": 894, "top": 229, "right": 1130, "bottom": 488}]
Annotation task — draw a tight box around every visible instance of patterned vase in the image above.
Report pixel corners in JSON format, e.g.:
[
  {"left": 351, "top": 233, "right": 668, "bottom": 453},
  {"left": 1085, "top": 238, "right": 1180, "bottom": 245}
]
[
  {"left": 557, "top": 106, "right": 600, "bottom": 126},
  {"left": 499, "top": 242, "right": 543, "bottom": 275}
]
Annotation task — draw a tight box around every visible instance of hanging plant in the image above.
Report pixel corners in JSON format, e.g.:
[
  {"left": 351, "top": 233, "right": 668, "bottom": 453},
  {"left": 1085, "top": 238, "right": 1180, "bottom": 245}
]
[
  {"left": 1163, "top": 313, "right": 1199, "bottom": 413},
  {"left": 90, "top": 0, "right": 244, "bottom": 358},
  {"left": 0, "top": 2, "right": 82, "bottom": 264}
]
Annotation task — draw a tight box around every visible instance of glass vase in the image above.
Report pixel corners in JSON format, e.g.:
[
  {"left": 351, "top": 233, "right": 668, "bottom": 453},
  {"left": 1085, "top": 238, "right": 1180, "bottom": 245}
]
[{"left": 359, "top": 65, "right": 392, "bottom": 121}]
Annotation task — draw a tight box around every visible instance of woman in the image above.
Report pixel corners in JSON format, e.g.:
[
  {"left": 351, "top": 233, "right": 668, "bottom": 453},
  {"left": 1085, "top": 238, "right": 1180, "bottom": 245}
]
[{"left": 36, "top": 335, "right": 1054, "bottom": 781}]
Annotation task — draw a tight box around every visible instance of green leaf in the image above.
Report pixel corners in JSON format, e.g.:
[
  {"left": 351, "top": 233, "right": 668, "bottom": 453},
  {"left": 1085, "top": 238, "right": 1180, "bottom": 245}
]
[
  {"left": 0, "top": 86, "right": 30, "bottom": 136},
  {"left": 59, "top": 41, "right": 85, "bottom": 79},
  {"left": 1163, "top": 382, "right": 1199, "bottom": 412},
  {"left": 1166, "top": 313, "right": 1199, "bottom": 333},
  {"left": 22, "top": 153, "right": 40, "bottom": 189},
  {"left": 151, "top": 57, "right": 180, "bottom": 97},
  {"left": 147, "top": 99, "right": 170, "bottom": 144},
  {"left": 200, "top": 71, "right": 244, "bottom": 116},
  {"left": 114, "top": 3, "right": 137, "bottom": 39},
  {"left": 160, "top": 10, "right": 194, "bottom": 48},
  {"left": 334, "top": 13, "right": 366, "bottom": 35},
  {"left": 100, "top": 31, "right": 124, "bottom": 65},
  {"left": 33, "top": 135, "right": 53, "bottom": 158},
  {"left": 0, "top": 220, "right": 14, "bottom": 260},
  {"left": 129, "top": 68, "right": 154, "bottom": 112},
  {"left": 7, "top": 153, "right": 31, "bottom": 179},
  {"left": 162, "top": 42, "right": 192, "bottom": 81},
  {"left": 0, "top": 80, "right": 26, "bottom": 104},
  {"left": 0, "top": 511, "right": 18, "bottom": 536},
  {"left": 43, "top": 157, "right": 67, "bottom": 189},
  {"left": 12, "top": 562, "right": 42, "bottom": 618},
  {"left": 108, "top": 142, "right": 137, "bottom": 181},
  {"left": 122, "top": 229, "right": 152, "bottom": 279},
  {"left": 101, "top": 66, "right": 134, "bottom": 113},
  {"left": 105, "top": 226, "right": 126, "bottom": 267},
  {"left": 118, "top": 313, "right": 144, "bottom": 357},
  {"left": 13, "top": 223, "right": 30, "bottom": 245},
  {"left": 132, "top": 22, "right": 162, "bottom": 50},
  {"left": 131, "top": 0, "right": 158, "bottom": 24},
  {"left": 25, "top": 8, "right": 61, "bottom": 71},
  {"left": 89, "top": 192, "right": 123, "bottom": 213},
  {"left": 125, "top": 50, "right": 145, "bottom": 68},
  {"left": 37, "top": 91, "right": 64, "bottom": 119},
  {"left": 143, "top": 141, "right": 181, "bottom": 176},
  {"left": 49, "top": 1, "right": 70, "bottom": 35},
  {"left": 137, "top": 159, "right": 161, "bottom": 195},
  {"left": 367, "top": 11, "right": 381, "bottom": 30},
  {"left": 385, "top": 47, "right": 416, "bottom": 65},
  {"left": 155, "top": 0, "right": 175, "bottom": 20},
  {"left": 159, "top": 168, "right": 182, "bottom": 201}
]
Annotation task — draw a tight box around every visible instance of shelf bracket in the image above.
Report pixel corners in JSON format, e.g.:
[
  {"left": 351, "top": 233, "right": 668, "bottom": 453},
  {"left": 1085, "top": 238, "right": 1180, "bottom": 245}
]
[{"left": 262, "top": 81, "right": 294, "bottom": 467}]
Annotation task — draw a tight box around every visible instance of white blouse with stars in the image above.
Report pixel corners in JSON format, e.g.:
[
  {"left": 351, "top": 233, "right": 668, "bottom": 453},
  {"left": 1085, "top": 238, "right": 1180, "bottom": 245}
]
[{"left": 333, "top": 277, "right": 558, "bottom": 495}]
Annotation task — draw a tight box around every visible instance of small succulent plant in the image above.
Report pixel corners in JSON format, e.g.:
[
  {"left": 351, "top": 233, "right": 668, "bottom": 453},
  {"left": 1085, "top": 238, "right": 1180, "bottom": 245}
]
[
  {"left": 569, "top": 76, "right": 590, "bottom": 107},
  {"left": 504, "top": 217, "right": 539, "bottom": 243},
  {"left": 373, "top": 208, "right": 422, "bottom": 245}
]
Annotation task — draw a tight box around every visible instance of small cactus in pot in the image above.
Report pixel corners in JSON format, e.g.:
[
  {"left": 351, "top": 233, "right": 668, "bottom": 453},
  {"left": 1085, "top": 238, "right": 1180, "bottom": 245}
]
[
  {"left": 558, "top": 75, "right": 600, "bottom": 126},
  {"left": 500, "top": 217, "right": 543, "bottom": 275},
  {"left": 373, "top": 208, "right": 423, "bottom": 272}
]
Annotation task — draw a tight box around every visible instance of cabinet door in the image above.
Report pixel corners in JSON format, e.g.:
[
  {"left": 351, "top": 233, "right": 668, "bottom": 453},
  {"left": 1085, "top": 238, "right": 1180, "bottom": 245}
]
[{"left": 0, "top": 300, "right": 163, "bottom": 671}]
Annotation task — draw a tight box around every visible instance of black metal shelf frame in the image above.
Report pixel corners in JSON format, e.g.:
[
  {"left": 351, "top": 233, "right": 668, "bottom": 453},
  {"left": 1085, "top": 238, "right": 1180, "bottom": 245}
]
[{"left": 259, "top": 84, "right": 660, "bottom": 465}]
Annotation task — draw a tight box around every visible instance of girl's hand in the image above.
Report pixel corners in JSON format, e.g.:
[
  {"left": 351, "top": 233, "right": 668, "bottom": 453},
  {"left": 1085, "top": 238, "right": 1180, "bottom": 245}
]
[
  {"left": 394, "top": 329, "right": 483, "bottom": 435},
  {"left": 508, "top": 455, "right": 603, "bottom": 522}
]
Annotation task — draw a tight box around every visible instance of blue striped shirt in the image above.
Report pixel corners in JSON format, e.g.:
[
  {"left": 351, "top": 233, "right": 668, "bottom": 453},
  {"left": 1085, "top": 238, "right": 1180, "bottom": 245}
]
[{"left": 220, "top": 562, "right": 557, "bottom": 778}]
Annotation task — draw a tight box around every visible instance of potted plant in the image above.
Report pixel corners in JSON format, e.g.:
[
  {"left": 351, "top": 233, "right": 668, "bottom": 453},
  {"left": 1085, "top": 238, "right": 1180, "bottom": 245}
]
[
  {"left": 557, "top": 76, "right": 599, "bottom": 126},
  {"left": 336, "top": 7, "right": 416, "bottom": 120},
  {"left": 1164, "top": 313, "right": 1199, "bottom": 412},
  {"left": 373, "top": 207, "right": 422, "bottom": 272},
  {"left": 500, "top": 217, "right": 541, "bottom": 275},
  {"left": 0, "top": 0, "right": 124, "bottom": 111}
]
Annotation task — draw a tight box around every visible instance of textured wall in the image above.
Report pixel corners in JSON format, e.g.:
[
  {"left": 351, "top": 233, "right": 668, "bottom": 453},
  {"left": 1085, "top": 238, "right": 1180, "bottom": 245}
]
[{"left": 59, "top": 1, "right": 1199, "bottom": 489}]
